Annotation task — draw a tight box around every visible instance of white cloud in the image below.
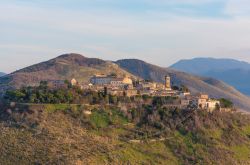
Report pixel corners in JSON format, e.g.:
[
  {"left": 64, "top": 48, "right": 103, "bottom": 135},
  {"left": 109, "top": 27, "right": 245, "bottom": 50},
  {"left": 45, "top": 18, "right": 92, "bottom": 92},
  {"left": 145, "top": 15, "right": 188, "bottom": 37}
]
[
  {"left": 224, "top": 0, "right": 250, "bottom": 17},
  {"left": 1, "top": 1, "right": 250, "bottom": 72}
]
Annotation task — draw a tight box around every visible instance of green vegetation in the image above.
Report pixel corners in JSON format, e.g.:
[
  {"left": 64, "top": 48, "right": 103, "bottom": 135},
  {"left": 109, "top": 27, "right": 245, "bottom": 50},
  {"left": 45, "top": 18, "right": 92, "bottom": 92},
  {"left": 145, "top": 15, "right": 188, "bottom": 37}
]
[
  {"left": 4, "top": 81, "right": 117, "bottom": 105},
  {"left": 231, "top": 145, "right": 250, "bottom": 160},
  {"left": 219, "top": 98, "right": 234, "bottom": 108},
  {"left": 152, "top": 96, "right": 178, "bottom": 107},
  {"left": 89, "top": 108, "right": 128, "bottom": 129},
  {"left": 4, "top": 81, "right": 77, "bottom": 104},
  {"left": 90, "top": 110, "right": 110, "bottom": 128},
  {"left": 0, "top": 98, "right": 250, "bottom": 164}
]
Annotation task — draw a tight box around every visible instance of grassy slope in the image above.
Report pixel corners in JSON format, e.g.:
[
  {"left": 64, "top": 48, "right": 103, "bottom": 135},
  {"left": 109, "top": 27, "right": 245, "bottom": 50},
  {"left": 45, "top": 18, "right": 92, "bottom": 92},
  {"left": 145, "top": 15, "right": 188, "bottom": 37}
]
[{"left": 0, "top": 104, "right": 250, "bottom": 165}]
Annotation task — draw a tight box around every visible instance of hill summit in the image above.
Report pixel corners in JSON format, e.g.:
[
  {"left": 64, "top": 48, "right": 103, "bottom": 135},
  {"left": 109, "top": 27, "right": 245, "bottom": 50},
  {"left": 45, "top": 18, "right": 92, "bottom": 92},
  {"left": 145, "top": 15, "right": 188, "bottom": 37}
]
[{"left": 0, "top": 53, "right": 134, "bottom": 90}]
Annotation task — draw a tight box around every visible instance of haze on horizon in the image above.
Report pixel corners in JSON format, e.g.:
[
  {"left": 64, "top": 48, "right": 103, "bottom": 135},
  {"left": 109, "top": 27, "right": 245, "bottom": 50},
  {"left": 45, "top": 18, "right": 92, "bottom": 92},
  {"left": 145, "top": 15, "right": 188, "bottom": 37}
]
[{"left": 1, "top": 0, "right": 250, "bottom": 73}]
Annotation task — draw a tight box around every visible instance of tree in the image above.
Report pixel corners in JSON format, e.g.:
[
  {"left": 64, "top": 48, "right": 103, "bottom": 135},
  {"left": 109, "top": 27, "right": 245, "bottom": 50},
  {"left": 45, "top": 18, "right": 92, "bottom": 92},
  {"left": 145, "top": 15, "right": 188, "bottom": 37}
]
[
  {"left": 64, "top": 80, "right": 71, "bottom": 88},
  {"left": 219, "top": 98, "right": 233, "bottom": 108},
  {"left": 104, "top": 87, "right": 108, "bottom": 96},
  {"left": 172, "top": 85, "right": 180, "bottom": 91},
  {"left": 109, "top": 95, "right": 118, "bottom": 104},
  {"left": 180, "top": 85, "right": 189, "bottom": 92},
  {"left": 104, "top": 95, "right": 110, "bottom": 104},
  {"left": 215, "top": 103, "right": 220, "bottom": 110},
  {"left": 29, "top": 93, "right": 37, "bottom": 103},
  {"left": 39, "top": 81, "right": 48, "bottom": 89},
  {"left": 5, "top": 90, "right": 26, "bottom": 102},
  {"left": 109, "top": 73, "right": 117, "bottom": 78}
]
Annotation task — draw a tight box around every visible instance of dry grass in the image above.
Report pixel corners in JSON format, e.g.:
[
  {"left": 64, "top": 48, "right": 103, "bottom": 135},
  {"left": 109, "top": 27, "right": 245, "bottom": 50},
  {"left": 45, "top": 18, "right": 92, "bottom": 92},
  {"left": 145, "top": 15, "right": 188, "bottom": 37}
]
[{"left": 0, "top": 104, "right": 250, "bottom": 164}]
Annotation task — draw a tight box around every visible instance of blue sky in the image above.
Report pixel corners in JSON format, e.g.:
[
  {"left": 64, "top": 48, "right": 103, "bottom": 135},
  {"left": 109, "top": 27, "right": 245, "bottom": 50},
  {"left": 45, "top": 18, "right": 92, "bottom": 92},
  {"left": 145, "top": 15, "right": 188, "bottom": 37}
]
[{"left": 1, "top": 0, "right": 250, "bottom": 73}]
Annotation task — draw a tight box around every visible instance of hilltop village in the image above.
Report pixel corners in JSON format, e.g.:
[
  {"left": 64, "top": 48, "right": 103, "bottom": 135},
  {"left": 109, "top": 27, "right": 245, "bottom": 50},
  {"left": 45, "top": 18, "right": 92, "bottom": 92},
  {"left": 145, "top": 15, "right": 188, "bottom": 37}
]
[{"left": 46, "top": 74, "right": 231, "bottom": 112}]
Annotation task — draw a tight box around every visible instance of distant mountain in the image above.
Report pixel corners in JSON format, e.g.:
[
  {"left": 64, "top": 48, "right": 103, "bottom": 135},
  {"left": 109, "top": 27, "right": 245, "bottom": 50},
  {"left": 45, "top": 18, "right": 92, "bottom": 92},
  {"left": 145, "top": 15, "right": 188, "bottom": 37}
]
[
  {"left": 116, "top": 59, "right": 250, "bottom": 111},
  {"left": 0, "top": 72, "right": 5, "bottom": 77},
  {"left": 171, "top": 58, "right": 250, "bottom": 96}
]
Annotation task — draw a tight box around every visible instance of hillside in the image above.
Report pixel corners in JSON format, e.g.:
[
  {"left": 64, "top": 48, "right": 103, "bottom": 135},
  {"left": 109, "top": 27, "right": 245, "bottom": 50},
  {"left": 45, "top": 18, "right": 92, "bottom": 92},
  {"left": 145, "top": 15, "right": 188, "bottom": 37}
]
[
  {"left": 1, "top": 54, "right": 250, "bottom": 111},
  {"left": 116, "top": 59, "right": 250, "bottom": 111},
  {"left": 170, "top": 58, "right": 250, "bottom": 95},
  {"left": 0, "top": 53, "right": 135, "bottom": 92},
  {"left": 0, "top": 102, "right": 250, "bottom": 164}
]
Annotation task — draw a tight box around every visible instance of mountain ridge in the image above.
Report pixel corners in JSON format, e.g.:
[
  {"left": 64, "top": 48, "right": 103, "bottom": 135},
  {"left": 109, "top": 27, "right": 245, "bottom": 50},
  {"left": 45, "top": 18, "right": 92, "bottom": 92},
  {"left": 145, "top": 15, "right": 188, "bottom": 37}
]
[
  {"left": 171, "top": 57, "right": 250, "bottom": 74},
  {"left": 170, "top": 57, "right": 250, "bottom": 95},
  {"left": 0, "top": 72, "right": 5, "bottom": 77},
  {"left": 1, "top": 54, "right": 250, "bottom": 111},
  {"left": 0, "top": 53, "right": 135, "bottom": 91}
]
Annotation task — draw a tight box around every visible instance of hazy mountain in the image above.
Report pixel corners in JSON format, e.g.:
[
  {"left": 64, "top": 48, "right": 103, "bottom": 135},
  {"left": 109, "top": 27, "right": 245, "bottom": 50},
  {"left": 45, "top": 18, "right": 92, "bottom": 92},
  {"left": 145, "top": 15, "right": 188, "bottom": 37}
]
[
  {"left": 170, "top": 58, "right": 250, "bottom": 95},
  {"left": 170, "top": 58, "right": 250, "bottom": 75},
  {"left": 116, "top": 59, "right": 250, "bottom": 111},
  {"left": 0, "top": 72, "right": 5, "bottom": 77}
]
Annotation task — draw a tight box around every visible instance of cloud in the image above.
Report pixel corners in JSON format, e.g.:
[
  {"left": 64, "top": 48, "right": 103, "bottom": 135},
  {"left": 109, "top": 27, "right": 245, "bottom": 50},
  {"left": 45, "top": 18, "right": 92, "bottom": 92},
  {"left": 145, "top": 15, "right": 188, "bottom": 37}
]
[
  {"left": 1, "top": 0, "right": 250, "bottom": 72},
  {"left": 224, "top": 0, "right": 250, "bottom": 17}
]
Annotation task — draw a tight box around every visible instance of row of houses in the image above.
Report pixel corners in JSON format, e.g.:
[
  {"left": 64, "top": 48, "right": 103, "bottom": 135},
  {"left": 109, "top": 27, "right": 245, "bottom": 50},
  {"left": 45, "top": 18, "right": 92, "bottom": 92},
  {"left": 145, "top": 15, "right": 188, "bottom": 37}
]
[
  {"left": 47, "top": 74, "right": 231, "bottom": 112},
  {"left": 88, "top": 74, "right": 226, "bottom": 112},
  {"left": 89, "top": 74, "right": 175, "bottom": 96}
]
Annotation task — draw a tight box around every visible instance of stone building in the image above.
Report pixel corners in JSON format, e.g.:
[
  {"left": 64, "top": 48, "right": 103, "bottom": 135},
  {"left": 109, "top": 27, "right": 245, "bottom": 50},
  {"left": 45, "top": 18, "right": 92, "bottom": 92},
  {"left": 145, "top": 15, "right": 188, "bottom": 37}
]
[
  {"left": 90, "top": 74, "right": 133, "bottom": 87},
  {"left": 125, "top": 89, "right": 138, "bottom": 97},
  {"left": 197, "top": 94, "right": 220, "bottom": 112},
  {"left": 90, "top": 74, "right": 113, "bottom": 85},
  {"left": 206, "top": 99, "right": 220, "bottom": 112},
  {"left": 136, "top": 81, "right": 157, "bottom": 90},
  {"left": 71, "top": 78, "right": 78, "bottom": 86},
  {"left": 181, "top": 99, "right": 191, "bottom": 107},
  {"left": 165, "top": 75, "right": 171, "bottom": 90}
]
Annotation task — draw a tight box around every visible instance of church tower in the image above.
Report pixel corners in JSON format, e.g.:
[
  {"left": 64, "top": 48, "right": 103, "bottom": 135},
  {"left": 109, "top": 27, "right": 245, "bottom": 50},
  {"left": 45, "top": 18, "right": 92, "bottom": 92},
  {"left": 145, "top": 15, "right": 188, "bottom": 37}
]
[{"left": 165, "top": 75, "right": 171, "bottom": 90}]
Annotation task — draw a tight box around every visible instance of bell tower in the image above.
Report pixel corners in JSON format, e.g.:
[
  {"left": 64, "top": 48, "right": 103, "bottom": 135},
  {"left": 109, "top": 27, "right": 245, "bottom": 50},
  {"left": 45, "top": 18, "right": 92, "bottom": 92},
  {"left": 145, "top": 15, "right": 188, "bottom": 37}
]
[{"left": 165, "top": 75, "right": 171, "bottom": 90}]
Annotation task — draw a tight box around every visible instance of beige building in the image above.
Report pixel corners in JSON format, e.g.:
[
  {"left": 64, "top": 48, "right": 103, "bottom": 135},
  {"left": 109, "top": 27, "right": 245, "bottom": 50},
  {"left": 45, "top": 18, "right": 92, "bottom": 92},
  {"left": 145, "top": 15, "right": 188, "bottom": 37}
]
[
  {"left": 200, "top": 94, "right": 209, "bottom": 99},
  {"left": 165, "top": 76, "right": 171, "bottom": 90},
  {"left": 71, "top": 78, "right": 78, "bottom": 86},
  {"left": 181, "top": 99, "right": 190, "bottom": 107},
  {"left": 122, "top": 77, "right": 133, "bottom": 85},
  {"left": 125, "top": 89, "right": 138, "bottom": 97},
  {"left": 107, "top": 89, "right": 125, "bottom": 96},
  {"left": 179, "top": 92, "right": 191, "bottom": 98},
  {"left": 137, "top": 81, "right": 157, "bottom": 90},
  {"left": 206, "top": 99, "right": 220, "bottom": 112},
  {"left": 90, "top": 74, "right": 113, "bottom": 85},
  {"left": 110, "top": 78, "right": 124, "bottom": 87},
  {"left": 90, "top": 74, "right": 133, "bottom": 87},
  {"left": 220, "top": 108, "right": 232, "bottom": 113},
  {"left": 197, "top": 94, "right": 220, "bottom": 112}
]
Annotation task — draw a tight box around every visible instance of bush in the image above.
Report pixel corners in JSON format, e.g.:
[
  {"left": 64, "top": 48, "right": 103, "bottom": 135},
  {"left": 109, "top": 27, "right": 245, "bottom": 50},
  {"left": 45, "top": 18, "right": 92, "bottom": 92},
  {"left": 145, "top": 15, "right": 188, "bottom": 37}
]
[{"left": 219, "top": 98, "right": 233, "bottom": 108}]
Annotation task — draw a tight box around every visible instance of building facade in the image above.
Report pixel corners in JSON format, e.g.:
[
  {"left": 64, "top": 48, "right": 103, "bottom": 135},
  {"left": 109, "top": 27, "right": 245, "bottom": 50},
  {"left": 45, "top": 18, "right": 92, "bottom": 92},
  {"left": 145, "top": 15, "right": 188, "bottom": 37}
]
[
  {"left": 197, "top": 94, "right": 220, "bottom": 112},
  {"left": 165, "top": 76, "right": 171, "bottom": 90}
]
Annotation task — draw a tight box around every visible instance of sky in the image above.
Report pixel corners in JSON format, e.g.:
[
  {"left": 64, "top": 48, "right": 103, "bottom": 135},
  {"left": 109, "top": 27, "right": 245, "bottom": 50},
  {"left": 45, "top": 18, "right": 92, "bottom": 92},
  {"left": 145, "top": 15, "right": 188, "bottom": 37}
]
[{"left": 1, "top": 0, "right": 250, "bottom": 73}]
